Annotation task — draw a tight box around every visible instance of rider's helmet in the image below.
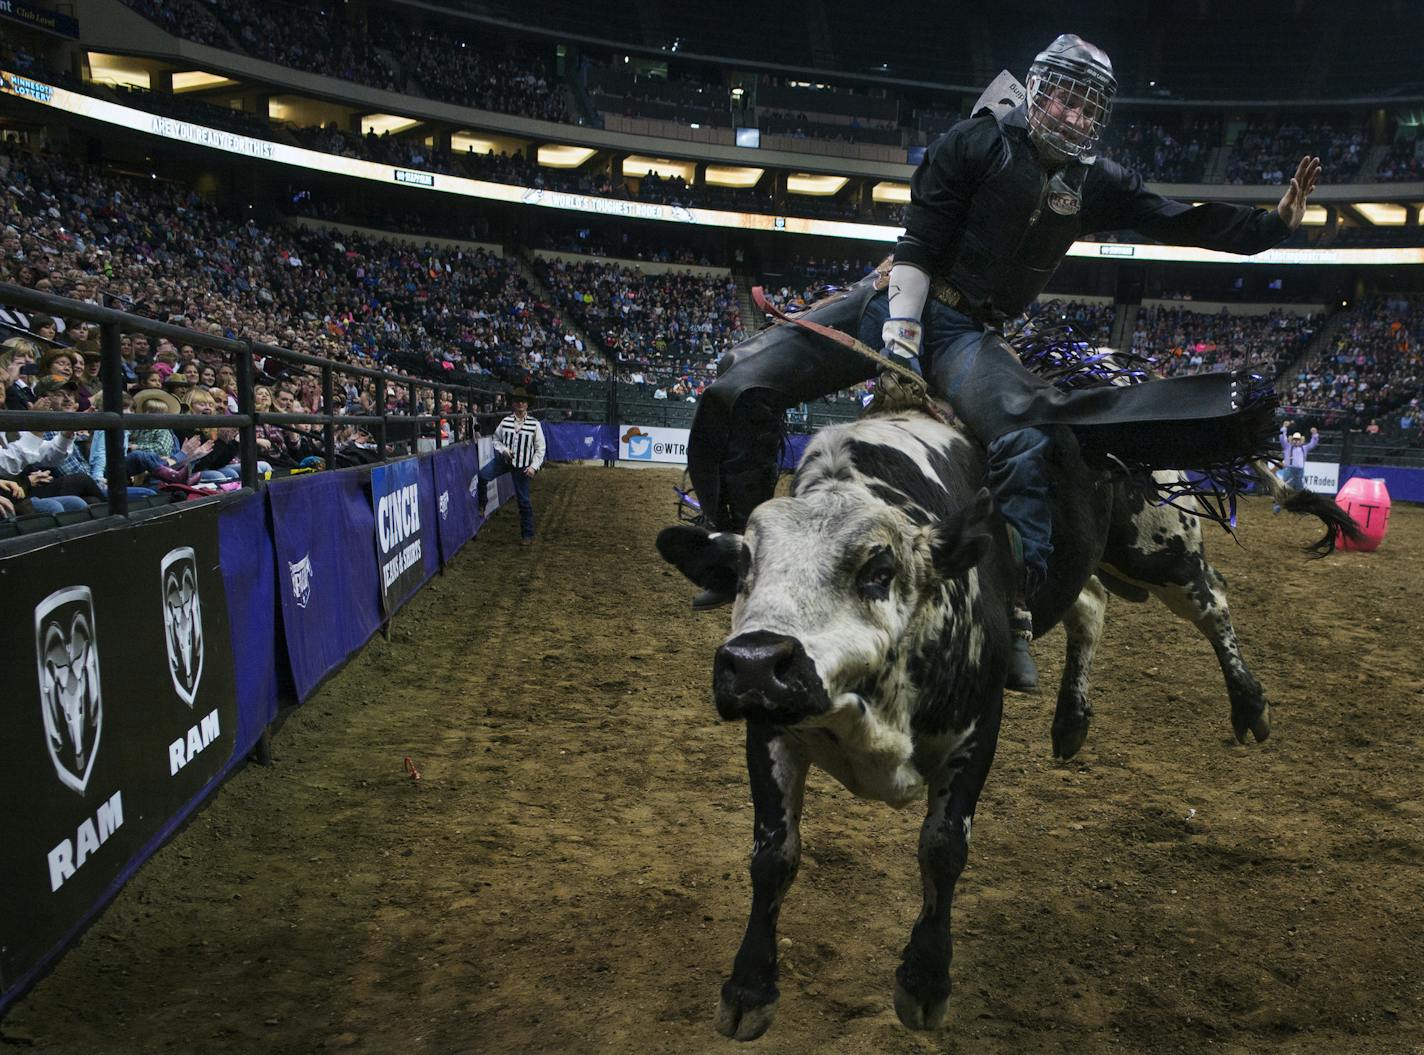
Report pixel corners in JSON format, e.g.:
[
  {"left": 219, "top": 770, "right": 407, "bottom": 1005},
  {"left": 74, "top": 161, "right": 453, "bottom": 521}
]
[{"left": 1025, "top": 34, "right": 1117, "bottom": 161}]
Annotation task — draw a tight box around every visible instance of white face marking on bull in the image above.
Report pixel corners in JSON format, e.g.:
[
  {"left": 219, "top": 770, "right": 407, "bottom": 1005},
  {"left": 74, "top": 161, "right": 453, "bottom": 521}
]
[{"left": 727, "top": 486, "right": 986, "bottom": 807}]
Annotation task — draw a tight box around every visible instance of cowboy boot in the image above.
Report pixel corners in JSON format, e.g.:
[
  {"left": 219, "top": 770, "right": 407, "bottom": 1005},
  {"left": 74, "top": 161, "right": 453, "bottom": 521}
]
[{"left": 1005, "top": 525, "right": 1040, "bottom": 694}]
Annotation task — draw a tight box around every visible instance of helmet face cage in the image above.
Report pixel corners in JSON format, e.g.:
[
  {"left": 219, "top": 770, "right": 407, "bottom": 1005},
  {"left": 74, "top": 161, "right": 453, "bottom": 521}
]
[{"left": 1026, "top": 66, "right": 1114, "bottom": 160}]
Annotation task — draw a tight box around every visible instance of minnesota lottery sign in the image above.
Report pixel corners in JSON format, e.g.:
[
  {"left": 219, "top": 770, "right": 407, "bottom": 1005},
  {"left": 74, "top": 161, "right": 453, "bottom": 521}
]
[{"left": 372, "top": 458, "right": 429, "bottom": 616}]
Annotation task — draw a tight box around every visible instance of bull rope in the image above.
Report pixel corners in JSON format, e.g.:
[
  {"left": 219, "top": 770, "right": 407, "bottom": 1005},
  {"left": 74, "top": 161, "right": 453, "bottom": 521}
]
[{"left": 750, "top": 286, "right": 948, "bottom": 423}]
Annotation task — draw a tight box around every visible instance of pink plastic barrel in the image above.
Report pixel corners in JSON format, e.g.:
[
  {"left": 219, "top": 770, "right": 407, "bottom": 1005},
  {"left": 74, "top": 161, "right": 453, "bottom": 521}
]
[{"left": 1335, "top": 477, "right": 1391, "bottom": 553}]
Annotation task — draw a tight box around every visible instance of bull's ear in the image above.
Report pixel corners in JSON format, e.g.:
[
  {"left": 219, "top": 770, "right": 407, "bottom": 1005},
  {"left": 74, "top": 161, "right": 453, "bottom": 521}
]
[
  {"left": 656, "top": 525, "right": 742, "bottom": 591},
  {"left": 928, "top": 487, "right": 995, "bottom": 581}
]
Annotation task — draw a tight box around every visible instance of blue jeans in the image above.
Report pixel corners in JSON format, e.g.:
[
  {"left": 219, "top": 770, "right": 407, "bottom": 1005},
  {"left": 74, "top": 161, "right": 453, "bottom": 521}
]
[
  {"left": 124, "top": 450, "right": 166, "bottom": 475},
  {"left": 31, "top": 495, "right": 89, "bottom": 514},
  {"left": 1274, "top": 464, "right": 1306, "bottom": 512},
  {"left": 860, "top": 292, "right": 1054, "bottom": 595},
  {"left": 477, "top": 453, "right": 535, "bottom": 539}
]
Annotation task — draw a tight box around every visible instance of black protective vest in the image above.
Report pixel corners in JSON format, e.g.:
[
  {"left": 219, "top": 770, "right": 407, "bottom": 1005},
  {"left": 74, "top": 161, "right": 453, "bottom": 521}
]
[{"left": 944, "top": 114, "right": 1088, "bottom": 322}]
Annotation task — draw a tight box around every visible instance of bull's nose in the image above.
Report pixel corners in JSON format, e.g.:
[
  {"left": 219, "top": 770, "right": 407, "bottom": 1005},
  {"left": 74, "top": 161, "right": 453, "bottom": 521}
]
[{"left": 714, "top": 631, "right": 805, "bottom": 711}]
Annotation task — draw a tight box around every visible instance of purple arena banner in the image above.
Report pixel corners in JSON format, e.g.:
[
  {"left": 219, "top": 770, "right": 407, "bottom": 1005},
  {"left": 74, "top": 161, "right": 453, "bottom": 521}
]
[
  {"left": 268, "top": 470, "right": 385, "bottom": 701},
  {"left": 432, "top": 442, "right": 480, "bottom": 564},
  {"left": 372, "top": 458, "right": 428, "bottom": 616}
]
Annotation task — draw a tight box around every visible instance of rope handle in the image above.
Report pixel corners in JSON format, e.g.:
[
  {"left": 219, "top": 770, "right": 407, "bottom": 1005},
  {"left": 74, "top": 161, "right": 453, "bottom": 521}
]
[{"left": 751, "top": 287, "right": 946, "bottom": 423}]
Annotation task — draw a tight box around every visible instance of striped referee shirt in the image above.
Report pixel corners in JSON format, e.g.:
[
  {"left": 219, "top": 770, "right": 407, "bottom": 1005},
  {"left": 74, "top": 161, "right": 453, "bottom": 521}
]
[{"left": 494, "top": 412, "right": 546, "bottom": 472}]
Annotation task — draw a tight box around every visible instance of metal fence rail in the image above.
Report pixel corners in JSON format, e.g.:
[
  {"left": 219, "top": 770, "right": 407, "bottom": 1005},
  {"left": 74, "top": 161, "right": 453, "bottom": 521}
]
[{"left": 0, "top": 283, "right": 510, "bottom": 517}]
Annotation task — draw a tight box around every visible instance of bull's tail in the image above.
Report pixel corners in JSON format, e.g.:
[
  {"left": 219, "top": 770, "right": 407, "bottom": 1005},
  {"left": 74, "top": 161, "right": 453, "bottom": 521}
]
[{"left": 1250, "top": 459, "right": 1362, "bottom": 556}]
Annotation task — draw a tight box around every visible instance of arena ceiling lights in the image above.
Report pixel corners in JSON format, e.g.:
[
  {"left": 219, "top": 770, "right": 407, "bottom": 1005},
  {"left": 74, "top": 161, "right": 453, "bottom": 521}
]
[
  {"left": 85, "top": 52, "right": 151, "bottom": 90},
  {"left": 1354, "top": 203, "right": 1409, "bottom": 225},
  {"left": 621, "top": 155, "right": 696, "bottom": 181},
  {"left": 786, "top": 174, "right": 848, "bottom": 196},
  {"left": 704, "top": 165, "right": 764, "bottom": 188},
  {"left": 170, "top": 72, "right": 239, "bottom": 93},
  {"left": 360, "top": 113, "right": 421, "bottom": 136},
  {"left": 537, "top": 144, "right": 598, "bottom": 168},
  {"left": 7, "top": 70, "right": 1424, "bottom": 267},
  {"left": 872, "top": 181, "right": 911, "bottom": 203}
]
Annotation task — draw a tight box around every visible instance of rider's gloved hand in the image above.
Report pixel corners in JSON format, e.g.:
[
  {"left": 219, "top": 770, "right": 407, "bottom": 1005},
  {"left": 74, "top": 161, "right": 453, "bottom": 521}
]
[{"left": 881, "top": 318, "right": 924, "bottom": 377}]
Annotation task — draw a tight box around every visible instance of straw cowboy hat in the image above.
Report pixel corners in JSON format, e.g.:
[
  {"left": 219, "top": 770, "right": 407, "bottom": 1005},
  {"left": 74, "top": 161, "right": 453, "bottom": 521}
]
[
  {"left": 1290, "top": 432, "right": 1305, "bottom": 442},
  {"left": 133, "top": 388, "right": 182, "bottom": 415}
]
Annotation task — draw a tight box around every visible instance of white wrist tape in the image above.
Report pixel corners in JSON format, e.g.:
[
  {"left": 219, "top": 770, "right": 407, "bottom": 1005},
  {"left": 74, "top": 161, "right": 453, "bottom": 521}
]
[
  {"left": 887, "top": 262, "right": 930, "bottom": 321},
  {"left": 882, "top": 318, "right": 923, "bottom": 359}
]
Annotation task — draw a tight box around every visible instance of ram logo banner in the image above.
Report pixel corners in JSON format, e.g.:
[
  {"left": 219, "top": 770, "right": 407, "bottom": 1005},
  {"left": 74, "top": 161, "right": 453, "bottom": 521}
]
[
  {"left": 439, "top": 490, "right": 450, "bottom": 520},
  {"left": 289, "top": 553, "right": 313, "bottom": 608},
  {"left": 35, "top": 586, "right": 103, "bottom": 795},
  {"left": 160, "top": 547, "right": 204, "bottom": 707}
]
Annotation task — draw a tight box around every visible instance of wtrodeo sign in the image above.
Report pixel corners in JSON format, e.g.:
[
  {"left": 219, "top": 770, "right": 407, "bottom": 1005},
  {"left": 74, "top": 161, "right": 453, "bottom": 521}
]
[
  {"left": 619, "top": 424, "right": 691, "bottom": 465},
  {"left": 0, "top": 505, "right": 237, "bottom": 1002},
  {"left": 372, "top": 457, "right": 428, "bottom": 615},
  {"left": 1303, "top": 459, "right": 1341, "bottom": 494}
]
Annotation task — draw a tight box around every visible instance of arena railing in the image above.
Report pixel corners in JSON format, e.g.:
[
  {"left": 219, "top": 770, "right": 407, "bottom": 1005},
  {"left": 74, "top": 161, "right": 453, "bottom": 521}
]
[{"left": 0, "top": 283, "right": 508, "bottom": 518}]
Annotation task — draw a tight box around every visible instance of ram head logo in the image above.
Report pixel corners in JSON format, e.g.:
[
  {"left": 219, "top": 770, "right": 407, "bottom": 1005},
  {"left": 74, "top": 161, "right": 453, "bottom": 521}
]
[
  {"left": 161, "top": 547, "right": 204, "bottom": 706},
  {"left": 35, "top": 586, "right": 103, "bottom": 794}
]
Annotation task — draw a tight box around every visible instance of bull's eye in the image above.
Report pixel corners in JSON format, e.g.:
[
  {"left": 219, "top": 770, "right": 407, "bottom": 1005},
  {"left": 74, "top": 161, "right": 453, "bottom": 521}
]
[{"left": 857, "top": 552, "right": 895, "bottom": 602}]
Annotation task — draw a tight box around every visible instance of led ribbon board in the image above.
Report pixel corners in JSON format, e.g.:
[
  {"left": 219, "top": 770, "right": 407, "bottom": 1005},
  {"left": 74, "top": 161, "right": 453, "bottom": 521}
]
[{"left": 4, "top": 71, "right": 1422, "bottom": 265}]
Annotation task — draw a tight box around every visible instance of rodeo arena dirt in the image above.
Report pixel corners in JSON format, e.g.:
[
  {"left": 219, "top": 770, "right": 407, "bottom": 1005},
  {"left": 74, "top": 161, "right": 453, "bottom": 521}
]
[{"left": 4, "top": 464, "right": 1421, "bottom": 1055}]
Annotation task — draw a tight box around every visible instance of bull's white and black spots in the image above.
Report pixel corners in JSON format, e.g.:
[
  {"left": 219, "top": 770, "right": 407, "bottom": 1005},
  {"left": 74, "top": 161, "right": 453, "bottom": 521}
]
[{"left": 656, "top": 410, "right": 1358, "bottom": 1041}]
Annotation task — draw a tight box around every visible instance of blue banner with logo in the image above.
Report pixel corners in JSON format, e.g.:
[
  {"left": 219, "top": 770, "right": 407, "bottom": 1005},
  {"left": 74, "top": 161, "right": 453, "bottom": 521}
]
[
  {"left": 432, "top": 442, "right": 480, "bottom": 563},
  {"left": 544, "top": 422, "right": 617, "bottom": 462},
  {"left": 371, "top": 457, "right": 430, "bottom": 616},
  {"left": 268, "top": 470, "right": 383, "bottom": 702}
]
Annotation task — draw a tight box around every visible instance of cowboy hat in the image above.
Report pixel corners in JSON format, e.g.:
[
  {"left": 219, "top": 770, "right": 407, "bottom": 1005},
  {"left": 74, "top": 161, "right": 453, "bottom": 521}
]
[
  {"left": 133, "top": 388, "right": 182, "bottom": 415},
  {"left": 1290, "top": 432, "right": 1305, "bottom": 442},
  {"left": 509, "top": 386, "right": 532, "bottom": 403},
  {"left": 33, "top": 376, "right": 78, "bottom": 398}
]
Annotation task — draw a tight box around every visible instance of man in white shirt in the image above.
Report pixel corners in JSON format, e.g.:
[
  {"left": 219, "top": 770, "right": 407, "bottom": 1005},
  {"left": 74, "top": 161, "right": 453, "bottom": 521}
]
[{"left": 476, "top": 387, "right": 546, "bottom": 544}]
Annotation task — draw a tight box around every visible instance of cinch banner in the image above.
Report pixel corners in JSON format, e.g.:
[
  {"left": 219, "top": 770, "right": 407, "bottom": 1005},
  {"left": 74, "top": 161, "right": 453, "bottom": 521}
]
[
  {"left": 619, "top": 424, "right": 691, "bottom": 464},
  {"left": 372, "top": 457, "right": 429, "bottom": 616},
  {"left": 0, "top": 503, "right": 237, "bottom": 1000}
]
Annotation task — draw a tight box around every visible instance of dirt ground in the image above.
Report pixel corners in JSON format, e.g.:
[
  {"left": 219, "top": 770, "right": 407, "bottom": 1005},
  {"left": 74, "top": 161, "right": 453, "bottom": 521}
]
[{"left": 4, "top": 463, "right": 1422, "bottom": 1055}]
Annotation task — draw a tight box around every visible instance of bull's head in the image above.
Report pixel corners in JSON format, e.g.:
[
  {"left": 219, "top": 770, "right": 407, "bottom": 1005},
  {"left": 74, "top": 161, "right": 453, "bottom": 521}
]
[{"left": 658, "top": 487, "right": 996, "bottom": 727}]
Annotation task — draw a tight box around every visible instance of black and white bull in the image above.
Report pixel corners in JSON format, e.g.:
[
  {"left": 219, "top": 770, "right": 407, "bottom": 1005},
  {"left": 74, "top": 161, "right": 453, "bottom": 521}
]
[{"left": 657, "top": 411, "right": 1354, "bottom": 1039}]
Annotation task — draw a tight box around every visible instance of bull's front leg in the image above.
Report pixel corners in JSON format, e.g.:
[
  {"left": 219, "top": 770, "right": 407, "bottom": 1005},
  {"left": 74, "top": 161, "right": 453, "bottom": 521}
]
[
  {"left": 1150, "top": 562, "right": 1269, "bottom": 744},
  {"left": 894, "top": 706, "right": 1002, "bottom": 1030},
  {"left": 716, "top": 723, "right": 810, "bottom": 1042},
  {"left": 1052, "top": 576, "right": 1108, "bottom": 759}
]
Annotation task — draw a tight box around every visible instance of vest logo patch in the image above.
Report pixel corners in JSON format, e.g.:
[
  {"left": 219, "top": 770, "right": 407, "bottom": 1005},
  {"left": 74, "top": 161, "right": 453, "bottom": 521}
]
[{"left": 1047, "top": 171, "right": 1082, "bottom": 216}]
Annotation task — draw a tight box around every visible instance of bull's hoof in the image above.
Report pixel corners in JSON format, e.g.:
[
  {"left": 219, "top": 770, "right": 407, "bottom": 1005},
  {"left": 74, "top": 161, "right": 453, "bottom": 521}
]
[
  {"left": 715, "top": 985, "right": 778, "bottom": 1041},
  {"left": 893, "top": 981, "right": 948, "bottom": 1030},
  {"left": 1231, "top": 702, "right": 1271, "bottom": 745},
  {"left": 1052, "top": 720, "right": 1090, "bottom": 760}
]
